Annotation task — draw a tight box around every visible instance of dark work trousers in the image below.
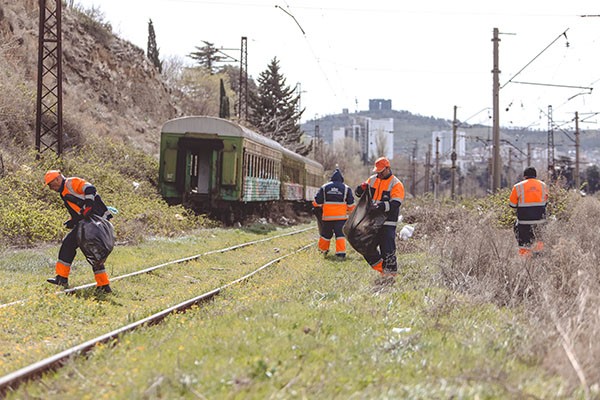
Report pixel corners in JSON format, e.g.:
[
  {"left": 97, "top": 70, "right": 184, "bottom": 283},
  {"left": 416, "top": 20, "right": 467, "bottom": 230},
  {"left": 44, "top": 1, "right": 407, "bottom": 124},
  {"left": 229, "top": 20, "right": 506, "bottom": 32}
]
[
  {"left": 363, "top": 225, "right": 398, "bottom": 273},
  {"left": 59, "top": 228, "right": 79, "bottom": 266},
  {"left": 321, "top": 220, "right": 346, "bottom": 241},
  {"left": 514, "top": 222, "right": 539, "bottom": 247},
  {"left": 59, "top": 226, "right": 104, "bottom": 273}
]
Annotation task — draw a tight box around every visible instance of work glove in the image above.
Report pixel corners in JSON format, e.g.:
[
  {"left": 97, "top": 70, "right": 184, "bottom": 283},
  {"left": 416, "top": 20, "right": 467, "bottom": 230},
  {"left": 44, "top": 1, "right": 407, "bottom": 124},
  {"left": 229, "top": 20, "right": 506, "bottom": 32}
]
[
  {"left": 371, "top": 202, "right": 386, "bottom": 213},
  {"left": 80, "top": 199, "right": 93, "bottom": 219},
  {"left": 63, "top": 219, "right": 76, "bottom": 229},
  {"left": 355, "top": 182, "right": 368, "bottom": 197}
]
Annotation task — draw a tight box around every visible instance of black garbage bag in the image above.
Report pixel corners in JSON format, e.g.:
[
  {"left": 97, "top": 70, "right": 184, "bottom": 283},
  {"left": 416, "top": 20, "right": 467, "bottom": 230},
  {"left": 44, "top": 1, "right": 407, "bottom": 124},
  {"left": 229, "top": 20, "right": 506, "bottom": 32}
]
[
  {"left": 76, "top": 215, "right": 115, "bottom": 266},
  {"left": 343, "top": 188, "right": 386, "bottom": 256}
]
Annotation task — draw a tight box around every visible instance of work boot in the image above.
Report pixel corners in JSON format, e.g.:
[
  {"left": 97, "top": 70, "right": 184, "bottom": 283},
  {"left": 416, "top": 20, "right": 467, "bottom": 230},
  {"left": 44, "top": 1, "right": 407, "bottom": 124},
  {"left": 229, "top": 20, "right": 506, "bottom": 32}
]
[
  {"left": 47, "top": 275, "right": 68, "bottom": 288},
  {"left": 335, "top": 253, "right": 346, "bottom": 260},
  {"left": 95, "top": 285, "right": 112, "bottom": 294}
]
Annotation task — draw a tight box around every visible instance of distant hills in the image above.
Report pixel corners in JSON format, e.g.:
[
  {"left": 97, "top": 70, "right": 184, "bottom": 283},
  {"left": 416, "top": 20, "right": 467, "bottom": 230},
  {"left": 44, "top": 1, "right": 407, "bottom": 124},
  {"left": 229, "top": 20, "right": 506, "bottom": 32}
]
[{"left": 302, "top": 108, "right": 600, "bottom": 164}]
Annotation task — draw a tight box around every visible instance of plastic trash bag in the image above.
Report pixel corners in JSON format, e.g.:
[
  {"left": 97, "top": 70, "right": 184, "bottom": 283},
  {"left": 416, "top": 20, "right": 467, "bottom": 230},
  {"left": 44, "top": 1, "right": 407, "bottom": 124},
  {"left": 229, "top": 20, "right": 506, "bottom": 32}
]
[
  {"left": 76, "top": 215, "right": 115, "bottom": 266},
  {"left": 343, "top": 188, "right": 386, "bottom": 256},
  {"left": 399, "top": 225, "right": 414, "bottom": 240}
]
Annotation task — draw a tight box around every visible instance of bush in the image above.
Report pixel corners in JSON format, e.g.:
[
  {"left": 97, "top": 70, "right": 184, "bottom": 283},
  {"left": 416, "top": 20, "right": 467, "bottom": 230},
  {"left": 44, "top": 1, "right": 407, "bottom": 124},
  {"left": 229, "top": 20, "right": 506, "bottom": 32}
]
[{"left": 0, "top": 139, "right": 213, "bottom": 248}]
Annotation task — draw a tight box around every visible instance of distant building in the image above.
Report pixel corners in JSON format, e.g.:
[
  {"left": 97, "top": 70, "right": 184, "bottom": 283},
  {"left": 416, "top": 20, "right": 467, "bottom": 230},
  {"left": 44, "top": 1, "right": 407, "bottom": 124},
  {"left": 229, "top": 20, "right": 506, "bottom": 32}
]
[
  {"left": 368, "top": 118, "right": 394, "bottom": 160},
  {"left": 332, "top": 116, "right": 394, "bottom": 161},
  {"left": 369, "top": 99, "right": 392, "bottom": 112},
  {"left": 432, "top": 130, "right": 467, "bottom": 170}
]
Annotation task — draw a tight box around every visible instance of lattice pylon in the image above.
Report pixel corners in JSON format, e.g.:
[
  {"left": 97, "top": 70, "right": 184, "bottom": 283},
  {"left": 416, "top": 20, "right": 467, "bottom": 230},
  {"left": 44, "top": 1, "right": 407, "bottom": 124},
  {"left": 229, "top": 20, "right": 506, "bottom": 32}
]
[{"left": 35, "top": 0, "right": 63, "bottom": 156}]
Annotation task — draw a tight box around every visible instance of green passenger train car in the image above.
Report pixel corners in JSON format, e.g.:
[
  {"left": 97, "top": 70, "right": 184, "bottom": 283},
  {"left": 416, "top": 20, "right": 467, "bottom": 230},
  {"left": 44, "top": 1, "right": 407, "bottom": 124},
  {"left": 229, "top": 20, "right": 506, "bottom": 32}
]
[{"left": 159, "top": 116, "right": 324, "bottom": 217}]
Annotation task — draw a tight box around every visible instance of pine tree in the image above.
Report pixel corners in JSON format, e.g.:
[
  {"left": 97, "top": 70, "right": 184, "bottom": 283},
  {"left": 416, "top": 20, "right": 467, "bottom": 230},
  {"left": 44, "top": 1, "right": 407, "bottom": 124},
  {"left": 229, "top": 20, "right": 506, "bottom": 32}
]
[
  {"left": 147, "top": 19, "right": 162, "bottom": 73},
  {"left": 248, "top": 57, "right": 309, "bottom": 155},
  {"left": 188, "top": 41, "right": 225, "bottom": 74},
  {"left": 219, "top": 78, "right": 230, "bottom": 119}
]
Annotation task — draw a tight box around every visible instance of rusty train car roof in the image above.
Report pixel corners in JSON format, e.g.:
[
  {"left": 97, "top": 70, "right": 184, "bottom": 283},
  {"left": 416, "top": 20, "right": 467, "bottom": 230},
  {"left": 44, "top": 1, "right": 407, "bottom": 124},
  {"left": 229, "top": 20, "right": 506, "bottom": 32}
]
[{"left": 161, "top": 116, "right": 323, "bottom": 170}]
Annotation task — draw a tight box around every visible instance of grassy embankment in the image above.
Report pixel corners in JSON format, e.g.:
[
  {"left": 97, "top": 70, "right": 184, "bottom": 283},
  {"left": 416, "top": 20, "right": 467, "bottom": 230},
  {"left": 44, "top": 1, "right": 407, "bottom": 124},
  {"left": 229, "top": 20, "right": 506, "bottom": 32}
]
[
  {"left": 3, "top": 227, "right": 575, "bottom": 399},
  {"left": 4, "top": 191, "right": 598, "bottom": 398},
  {"left": 1, "top": 140, "right": 599, "bottom": 398}
]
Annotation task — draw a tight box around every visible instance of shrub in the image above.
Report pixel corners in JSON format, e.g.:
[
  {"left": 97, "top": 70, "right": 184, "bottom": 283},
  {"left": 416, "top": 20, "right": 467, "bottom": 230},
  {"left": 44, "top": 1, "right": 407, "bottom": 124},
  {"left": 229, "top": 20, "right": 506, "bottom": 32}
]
[{"left": 0, "top": 139, "right": 213, "bottom": 248}]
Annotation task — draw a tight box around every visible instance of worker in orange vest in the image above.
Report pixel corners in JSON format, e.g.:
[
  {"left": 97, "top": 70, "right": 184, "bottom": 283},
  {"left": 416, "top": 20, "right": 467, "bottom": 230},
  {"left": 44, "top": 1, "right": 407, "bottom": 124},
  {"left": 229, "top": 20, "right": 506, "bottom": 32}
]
[
  {"left": 44, "top": 170, "right": 113, "bottom": 293},
  {"left": 509, "top": 166, "right": 548, "bottom": 257},
  {"left": 312, "top": 168, "right": 356, "bottom": 259},
  {"left": 355, "top": 157, "right": 405, "bottom": 279}
]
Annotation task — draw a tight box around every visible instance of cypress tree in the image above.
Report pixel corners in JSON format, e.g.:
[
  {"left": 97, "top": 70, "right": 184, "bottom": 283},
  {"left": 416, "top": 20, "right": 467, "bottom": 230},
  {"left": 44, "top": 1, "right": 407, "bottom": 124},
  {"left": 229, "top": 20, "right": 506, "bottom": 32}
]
[
  {"left": 147, "top": 19, "right": 162, "bottom": 73},
  {"left": 219, "top": 78, "right": 230, "bottom": 119}
]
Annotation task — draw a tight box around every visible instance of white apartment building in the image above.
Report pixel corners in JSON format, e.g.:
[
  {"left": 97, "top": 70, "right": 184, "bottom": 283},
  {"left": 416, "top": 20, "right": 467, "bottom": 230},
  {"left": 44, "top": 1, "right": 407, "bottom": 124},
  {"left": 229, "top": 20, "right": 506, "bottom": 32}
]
[{"left": 332, "top": 117, "right": 394, "bottom": 161}]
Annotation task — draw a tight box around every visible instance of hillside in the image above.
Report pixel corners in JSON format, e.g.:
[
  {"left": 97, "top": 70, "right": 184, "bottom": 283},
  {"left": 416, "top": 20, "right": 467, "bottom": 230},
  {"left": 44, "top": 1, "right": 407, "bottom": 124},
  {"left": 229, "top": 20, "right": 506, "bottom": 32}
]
[{"left": 0, "top": 0, "right": 197, "bottom": 160}]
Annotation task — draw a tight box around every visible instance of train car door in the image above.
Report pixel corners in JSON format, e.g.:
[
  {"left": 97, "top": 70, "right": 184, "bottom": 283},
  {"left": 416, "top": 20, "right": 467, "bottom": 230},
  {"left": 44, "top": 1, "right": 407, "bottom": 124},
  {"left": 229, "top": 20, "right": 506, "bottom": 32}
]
[
  {"left": 195, "top": 148, "right": 211, "bottom": 194},
  {"left": 178, "top": 137, "right": 223, "bottom": 196}
]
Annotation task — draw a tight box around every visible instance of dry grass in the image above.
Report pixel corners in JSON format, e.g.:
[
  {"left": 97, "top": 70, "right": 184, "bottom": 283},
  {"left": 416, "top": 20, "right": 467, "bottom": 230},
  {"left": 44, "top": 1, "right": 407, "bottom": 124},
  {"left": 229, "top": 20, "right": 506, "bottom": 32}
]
[{"left": 418, "top": 193, "right": 600, "bottom": 395}]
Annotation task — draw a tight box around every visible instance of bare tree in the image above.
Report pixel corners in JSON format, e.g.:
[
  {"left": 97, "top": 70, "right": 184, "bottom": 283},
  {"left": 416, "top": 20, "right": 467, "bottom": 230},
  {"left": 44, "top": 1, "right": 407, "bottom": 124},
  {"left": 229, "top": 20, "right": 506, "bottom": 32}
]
[{"left": 375, "top": 132, "right": 389, "bottom": 159}]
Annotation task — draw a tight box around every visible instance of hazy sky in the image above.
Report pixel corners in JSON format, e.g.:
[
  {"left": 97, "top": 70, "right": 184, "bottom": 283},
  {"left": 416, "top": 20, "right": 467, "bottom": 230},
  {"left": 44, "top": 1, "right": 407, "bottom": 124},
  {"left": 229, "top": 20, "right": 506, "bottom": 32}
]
[{"left": 76, "top": 0, "right": 600, "bottom": 128}]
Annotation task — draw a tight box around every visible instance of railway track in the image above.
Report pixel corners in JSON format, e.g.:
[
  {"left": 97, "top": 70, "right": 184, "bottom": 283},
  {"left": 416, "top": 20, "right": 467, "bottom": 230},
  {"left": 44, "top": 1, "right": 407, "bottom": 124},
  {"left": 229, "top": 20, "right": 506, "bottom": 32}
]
[
  {"left": 0, "top": 227, "right": 317, "bottom": 392},
  {"left": 0, "top": 226, "right": 315, "bottom": 309},
  {"left": 0, "top": 235, "right": 315, "bottom": 396}
]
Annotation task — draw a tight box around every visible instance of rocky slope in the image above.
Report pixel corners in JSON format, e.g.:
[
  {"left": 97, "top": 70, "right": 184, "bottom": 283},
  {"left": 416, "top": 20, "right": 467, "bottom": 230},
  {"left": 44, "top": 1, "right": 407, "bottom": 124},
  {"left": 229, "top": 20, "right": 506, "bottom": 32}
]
[{"left": 0, "top": 0, "right": 193, "bottom": 157}]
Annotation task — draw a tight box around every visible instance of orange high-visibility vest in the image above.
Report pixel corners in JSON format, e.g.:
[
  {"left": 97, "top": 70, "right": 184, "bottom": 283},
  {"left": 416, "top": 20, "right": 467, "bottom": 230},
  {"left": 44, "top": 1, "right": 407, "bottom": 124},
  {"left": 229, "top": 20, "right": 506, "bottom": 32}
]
[
  {"left": 312, "top": 183, "right": 355, "bottom": 221},
  {"left": 366, "top": 174, "right": 404, "bottom": 226},
  {"left": 60, "top": 177, "right": 95, "bottom": 215},
  {"left": 509, "top": 178, "right": 548, "bottom": 224}
]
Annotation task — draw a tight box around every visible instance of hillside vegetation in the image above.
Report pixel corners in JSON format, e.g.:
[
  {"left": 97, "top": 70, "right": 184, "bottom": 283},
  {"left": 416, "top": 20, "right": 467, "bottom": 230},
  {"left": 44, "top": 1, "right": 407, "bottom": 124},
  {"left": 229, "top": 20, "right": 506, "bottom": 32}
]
[
  {"left": 0, "top": 139, "right": 214, "bottom": 248},
  {"left": 0, "top": 0, "right": 222, "bottom": 247}
]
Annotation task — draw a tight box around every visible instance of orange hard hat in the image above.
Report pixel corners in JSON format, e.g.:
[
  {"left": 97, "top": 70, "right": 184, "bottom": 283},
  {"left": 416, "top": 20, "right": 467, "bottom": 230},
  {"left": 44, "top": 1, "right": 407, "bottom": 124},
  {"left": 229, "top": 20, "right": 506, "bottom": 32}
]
[
  {"left": 372, "top": 157, "right": 390, "bottom": 173},
  {"left": 44, "top": 170, "right": 61, "bottom": 185}
]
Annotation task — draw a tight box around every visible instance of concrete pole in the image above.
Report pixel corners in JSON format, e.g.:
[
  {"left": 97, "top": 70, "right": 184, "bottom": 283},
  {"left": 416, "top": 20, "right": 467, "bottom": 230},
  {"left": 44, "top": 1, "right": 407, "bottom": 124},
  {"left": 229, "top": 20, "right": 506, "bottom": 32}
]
[
  {"left": 451, "top": 105, "right": 458, "bottom": 200},
  {"left": 508, "top": 147, "right": 512, "bottom": 185},
  {"left": 435, "top": 137, "right": 440, "bottom": 201},
  {"left": 424, "top": 144, "right": 431, "bottom": 193},
  {"left": 492, "top": 27, "right": 501, "bottom": 191},
  {"left": 575, "top": 111, "right": 580, "bottom": 189},
  {"left": 411, "top": 142, "right": 417, "bottom": 196}
]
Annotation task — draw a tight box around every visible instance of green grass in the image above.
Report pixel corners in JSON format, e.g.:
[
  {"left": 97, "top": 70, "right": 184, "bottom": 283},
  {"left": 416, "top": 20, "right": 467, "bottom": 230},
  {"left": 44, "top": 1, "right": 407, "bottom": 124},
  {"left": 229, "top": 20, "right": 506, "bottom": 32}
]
[
  {"left": 4, "top": 234, "right": 578, "bottom": 399},
  {"left": 0, "top": 225, "right": 317, "bottom": 377}
]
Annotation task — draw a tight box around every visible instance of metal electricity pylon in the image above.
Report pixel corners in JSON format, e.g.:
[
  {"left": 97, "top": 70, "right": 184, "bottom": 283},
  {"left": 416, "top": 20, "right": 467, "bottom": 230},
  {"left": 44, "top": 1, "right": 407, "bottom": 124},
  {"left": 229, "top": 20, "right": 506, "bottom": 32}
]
[
  {"left": 237, "top": 36, "right": 248, "bottom": 121},
  {"left": 35, "top": 0, "right": 63, "bottom": 156}
]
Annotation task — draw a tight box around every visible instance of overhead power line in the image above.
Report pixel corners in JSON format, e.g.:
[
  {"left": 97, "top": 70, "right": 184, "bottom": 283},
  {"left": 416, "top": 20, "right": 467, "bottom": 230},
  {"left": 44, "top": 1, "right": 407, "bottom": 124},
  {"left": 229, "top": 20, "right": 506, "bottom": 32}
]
[
  {"left": 510, "top": 81, "right": 592, "bottom": 91},
  {"left": 501, "top": 28, "right": 570, "bottom": 90},
  {"left": 275, "top": 5, "right": 305, "bottom": 35}
]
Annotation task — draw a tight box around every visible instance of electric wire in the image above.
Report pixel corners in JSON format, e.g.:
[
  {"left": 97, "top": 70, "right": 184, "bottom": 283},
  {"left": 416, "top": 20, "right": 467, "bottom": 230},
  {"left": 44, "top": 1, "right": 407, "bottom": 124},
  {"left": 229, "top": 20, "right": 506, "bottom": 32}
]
[{"left": 501, "top": 28, "right": 570, "bottom": 90}]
